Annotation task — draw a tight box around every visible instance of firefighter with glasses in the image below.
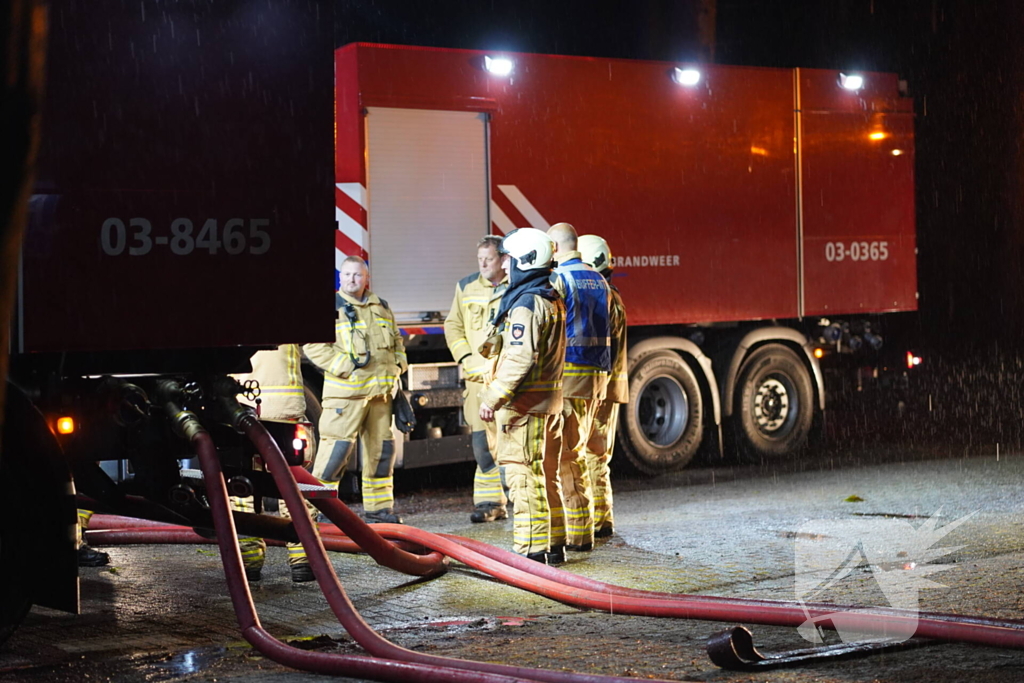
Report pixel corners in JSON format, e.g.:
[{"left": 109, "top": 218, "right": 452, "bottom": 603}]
[
  {"left": 479, "top": 228, "right": 566, "bottom": 563},
  {"left": 304, "top": 256, "right": 407, "bottom": 524},
  {"left": 445, "top": 235, "right": 509, "bottom": 523}
]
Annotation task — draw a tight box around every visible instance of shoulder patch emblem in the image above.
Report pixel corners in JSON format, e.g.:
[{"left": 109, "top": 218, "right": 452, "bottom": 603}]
[{"left": 511, "top": 323, "right": 525, "bottom": 340}]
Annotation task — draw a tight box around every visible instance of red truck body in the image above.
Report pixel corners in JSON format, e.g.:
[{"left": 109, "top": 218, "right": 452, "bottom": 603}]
[
  {"left": 332, "top": 43, "right": 916, "bottom": 475},
  {"left": 334, "top": 43, "right": 916, "bottom": 327}
]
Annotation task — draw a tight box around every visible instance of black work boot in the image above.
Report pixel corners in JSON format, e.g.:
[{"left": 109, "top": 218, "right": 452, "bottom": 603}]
[
  {"left": 566, "top": 542, "right": 593, "bottom": 552},
  {"left": 595, "top": 525, "right": 614, "bottom": 538},
  {"left": 546, "top": 545, "right": 566, "bottom": 565},
  {"left": 77, "top": 545, "right": 110, "bottom": 567},
  {"left": 290, "top": 563, "right": 315, "bottom": 583},
  {"left": 525, "top": 551, "right": 548, "bottom": 564},
  {"left": 364, "top": 509, "right": 404, "bottom": 524},
  {"left": 244, "top": 566, "right": 262, "bottom": 582},
  {"left": 470, "top": 503, "right": 508, "bottom": 523}
]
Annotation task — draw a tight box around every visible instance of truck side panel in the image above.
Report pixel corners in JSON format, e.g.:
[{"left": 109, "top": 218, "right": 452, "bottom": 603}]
[
  {"left": 341, "top": 44, "right": 802, "bottom": 326},
  {"left": 799, "top": 69, "right": 918, "bottom": 316},
  {"left": 20, "top": 1, "right": 336, "bottom": 353}
]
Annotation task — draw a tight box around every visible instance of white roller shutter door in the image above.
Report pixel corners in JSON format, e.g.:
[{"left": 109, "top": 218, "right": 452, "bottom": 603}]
[{"left": 366, "top": 107, "right": 489, "bottom": 322}]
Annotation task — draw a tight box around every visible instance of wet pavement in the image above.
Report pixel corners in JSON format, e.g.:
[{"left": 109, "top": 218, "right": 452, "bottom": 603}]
[{"left": 3, "top": 446, "right": 1024, "bottom": 682}]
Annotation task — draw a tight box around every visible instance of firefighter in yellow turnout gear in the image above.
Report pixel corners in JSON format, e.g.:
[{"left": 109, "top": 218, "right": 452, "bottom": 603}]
[
  {"left": 444, "top": 235, "right": 509, "bottom": 523},
  {"left": 304, "top": 256, "right": 408, "bottom": 524},
  {"left": 578, "top": 235, "right": 628, "bottom": 538},
  {"left": 232, "top": 343, "right": 316, "bottom": 582},
  {"left": 546, "top": 222, "right": 612, "bottom": 562},
  {"left": 479, "top": 228, "right": 565, "bottom": 562}
]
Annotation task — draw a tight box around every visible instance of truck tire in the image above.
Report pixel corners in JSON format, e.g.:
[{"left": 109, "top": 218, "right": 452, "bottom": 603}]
[
  {"left": 619, "top": 351, "right": 703, "bottom": 475},
  {"left": 733, "top": 344, "right": 814, "bottom": 460}
]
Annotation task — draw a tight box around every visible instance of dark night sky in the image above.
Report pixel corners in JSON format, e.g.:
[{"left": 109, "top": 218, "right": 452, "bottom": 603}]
[{"left": 336, "top": 0, "right": 1024, "bottom": 352}]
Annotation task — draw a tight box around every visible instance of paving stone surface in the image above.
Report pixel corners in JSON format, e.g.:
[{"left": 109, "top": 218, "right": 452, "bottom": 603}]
[{"left": 3, "top": 452, "right": 1024, "bottom": 682}]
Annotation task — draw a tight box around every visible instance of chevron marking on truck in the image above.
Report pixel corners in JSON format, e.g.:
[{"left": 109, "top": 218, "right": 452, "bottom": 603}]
[
  {"left": 497, "top": 185, "right": 551, "bottom": 230},
  {"left": 334, "top": 183, "right": 370, "bottom": 274}
]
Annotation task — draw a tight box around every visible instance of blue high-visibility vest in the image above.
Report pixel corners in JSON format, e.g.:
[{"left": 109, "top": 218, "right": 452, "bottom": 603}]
[{"left": 553, "top": 258, "right": 611, "bottom": 370}]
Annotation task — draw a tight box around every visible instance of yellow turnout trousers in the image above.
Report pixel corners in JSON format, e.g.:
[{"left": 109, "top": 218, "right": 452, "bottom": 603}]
[
  {"left": 496, "top": 409, "right": 562, "bottom": 555},
  {"left": 549, "top": 397, "right": 597, "bottom": 548},
  {"left": 463, "top": 383, "right": 506, "bottom": 507},
  {"left": 584, "top": 399, "right": 620, "bottom": 533},
  {"left": 312, "top": 395, "right": 396, "bottom": 512},
  {"left": 230, "top": 496, "right": 266, "bottom": 570}
]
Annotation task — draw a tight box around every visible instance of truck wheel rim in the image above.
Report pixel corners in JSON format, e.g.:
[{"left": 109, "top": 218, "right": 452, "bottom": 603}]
[
  {"left": 636, "top": 376, "right": 688, "bottom": 447},
  {"left": 752, "top": 376, "right": 795, "bottom": 435}
]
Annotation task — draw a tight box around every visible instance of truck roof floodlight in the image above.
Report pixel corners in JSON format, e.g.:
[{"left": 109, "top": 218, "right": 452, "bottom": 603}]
[
  {"left": 839, "top": 73, "right": 864, "bottom": 91},
  {"left": 484, "top": 55, "right": 514, "bottom": 76},
  {"left": 673, "top": 67, "right": 701, "bottom": 86}
]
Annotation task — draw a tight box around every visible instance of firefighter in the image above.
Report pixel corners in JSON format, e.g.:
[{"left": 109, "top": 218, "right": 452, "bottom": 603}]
[
  {"left": 231, "top": 344, "right": 316, "bottom": 583},
  {"left": 479, "top": 228, "right": 565, "bottom": 563},
  {"left": 304, "top": 256, "right": 408, "bottom": 524},
  {"left": 546, "top": 222, "right": 611, "bottom": 561},
  {"left": 444, "top": 235, "right": 509, "bottom": 523},
  {"left": 77, "top": 510, "right": 109, "bottom": 566},
  {"left": 578, "top": 235, "right": 627, "bottom": 538}
]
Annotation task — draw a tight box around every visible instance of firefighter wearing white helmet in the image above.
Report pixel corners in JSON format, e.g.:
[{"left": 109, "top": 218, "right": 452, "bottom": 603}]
[
  {"left": 479, "top": 228, "right": 566, "bottom": 563},
  {"left": 545, "top": 222, "right": 611, "bottom": 562},
  {"left": 577, "top": 234, "right": 627, "bottom": 538}
]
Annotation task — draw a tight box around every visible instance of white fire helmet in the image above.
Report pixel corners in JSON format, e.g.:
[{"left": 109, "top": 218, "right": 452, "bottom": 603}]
[
  {"left": 578, "top": 234, "right": 613, "bottom": 274},
  {"left": 500, "top": 228, "right": 554, "bottom": 270}
]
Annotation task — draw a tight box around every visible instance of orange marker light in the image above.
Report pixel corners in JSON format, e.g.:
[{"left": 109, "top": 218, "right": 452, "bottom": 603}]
[
  {"left": 56, "top": 416, "right": 75, "bottom": 434},
  {"left": 813, "top": 348, "right": 825, "bottom": 359}
]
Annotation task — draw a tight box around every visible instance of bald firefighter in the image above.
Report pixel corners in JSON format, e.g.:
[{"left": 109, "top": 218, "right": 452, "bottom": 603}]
[
  {"left": 479, "top": 228, "right": 565, "bottom": 562},
  {"left": 231, "top": 344, "right": 316, "bottom": 582},
  {"left": 444, "top": 235, "right": 509, "bottom": 523},
  {"left": 304, "top": 256, "right": 408, "bottom": 524},
  {"left": 546, "top": 222, "right": 611, "bottom": 561},
  {"left": 578, "top": 235, "right": 627, "bottom": 538}
]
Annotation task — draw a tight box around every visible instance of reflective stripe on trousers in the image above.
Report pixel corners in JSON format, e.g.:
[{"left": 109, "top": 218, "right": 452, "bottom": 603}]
[
  {"left": 548, "top": 397, "right": 596, "bottom": 548},
  {"left": 312, "top": 395, "right": 397, "bottom": 512},
  {"left": 584, "top": 398, "right": 620, "bottom": 532},
  {"left": 496, "top": 409, "right": 561, "bottom": 555},
  {"left": 464, "top": 382, "right": 507, "bottom": 507}
]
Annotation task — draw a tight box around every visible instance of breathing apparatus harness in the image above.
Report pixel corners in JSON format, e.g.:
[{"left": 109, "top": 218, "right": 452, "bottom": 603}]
[{"left": 342, "top": 302, "right": 371, "bottom": 369}]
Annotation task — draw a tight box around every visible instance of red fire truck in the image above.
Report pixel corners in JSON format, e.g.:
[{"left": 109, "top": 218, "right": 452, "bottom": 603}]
[
  {"left": 332, "top": 43, "right": 916, "bottom": 475},
  {"left": 0, "top": 25, "right": 914, "bottom": 643}
]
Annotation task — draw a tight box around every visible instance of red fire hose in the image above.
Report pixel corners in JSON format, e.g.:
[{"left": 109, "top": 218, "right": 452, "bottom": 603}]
[
  {"left": 237, "top": 411, "right": 683, "bottom": 683},
  {"left": 88, "top": 403, "right": 1024, "bottom": 682},
  {"left": 187, "top": 419, "right": 562, "bottom": 683},
  {"left": 90, "top": 515, "right": 1024, "bottom": 644}
]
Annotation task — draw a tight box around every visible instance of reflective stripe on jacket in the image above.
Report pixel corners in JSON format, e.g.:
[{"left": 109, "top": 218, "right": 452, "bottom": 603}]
[
  {"left": 233, "top": 344, "right": 306, "bottom": 422},
  {"left": 304, "top": 291, "right": 407, "bottom": 401},
  {"left": 606, "top": 286, "right": 629, "bottom": 404},
  {"left": 444, "top": 272, "right": 507, "bottom": 383},
  {"left": 553, "top": 251, "right": 611, "bottom": 399},
  {"left": 481, "top": 294, "right": 565, "bottom": 415}
]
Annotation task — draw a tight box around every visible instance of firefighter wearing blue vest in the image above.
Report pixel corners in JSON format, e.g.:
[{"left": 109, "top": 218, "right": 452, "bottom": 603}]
[{"left": 545, "top": 222, "right": 611, "bottom": 562}]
